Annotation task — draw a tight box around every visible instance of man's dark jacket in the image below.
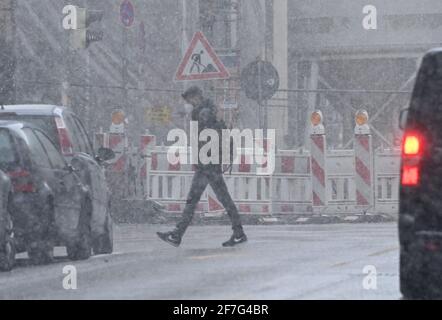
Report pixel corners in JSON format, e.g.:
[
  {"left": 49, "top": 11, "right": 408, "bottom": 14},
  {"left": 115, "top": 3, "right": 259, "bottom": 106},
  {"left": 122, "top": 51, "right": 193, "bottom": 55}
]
[{"left": 191, "top": 98, "right": 228, "bottom": 170}]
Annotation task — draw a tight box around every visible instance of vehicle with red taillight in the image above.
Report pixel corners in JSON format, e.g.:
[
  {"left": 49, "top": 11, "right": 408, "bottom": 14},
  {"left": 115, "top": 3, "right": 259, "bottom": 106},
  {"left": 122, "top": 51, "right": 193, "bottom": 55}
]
[
  {"left": 0, "top": 170, "right": 14, "bottom": 271},
  {"left": 0, "top": 121, "right": 92, "bottom": 267},
  {"left": 0, "top": 105, "right": 115, "bottom": 255},
  {"left": 399, "top": 48, "right": 442, "bottom": 299}
]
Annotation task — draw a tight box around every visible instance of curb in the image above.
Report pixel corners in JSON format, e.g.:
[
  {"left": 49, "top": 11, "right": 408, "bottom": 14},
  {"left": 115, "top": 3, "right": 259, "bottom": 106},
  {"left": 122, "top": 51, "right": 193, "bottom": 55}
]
[{"left": 112, "top": 199, "right": 396, "bottom": 225}]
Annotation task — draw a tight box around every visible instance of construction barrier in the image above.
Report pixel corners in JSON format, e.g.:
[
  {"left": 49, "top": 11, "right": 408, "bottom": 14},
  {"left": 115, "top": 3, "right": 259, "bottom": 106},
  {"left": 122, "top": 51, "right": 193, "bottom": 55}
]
[
  {"left": 309, "top": 111, "right": 327, "bottom": 212},
  {"left": 99, "top": 109, "right": 401, "bottom": 217}
]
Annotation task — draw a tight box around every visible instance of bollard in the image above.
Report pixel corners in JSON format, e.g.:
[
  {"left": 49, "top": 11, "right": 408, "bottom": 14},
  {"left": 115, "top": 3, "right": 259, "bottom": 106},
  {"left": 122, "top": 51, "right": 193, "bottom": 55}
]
[
  {"left": 354, "top": 110, "right": 373, "bottom": 208},
  {"left": 309, "top": 111, "right": 327, "bottom": 211}
]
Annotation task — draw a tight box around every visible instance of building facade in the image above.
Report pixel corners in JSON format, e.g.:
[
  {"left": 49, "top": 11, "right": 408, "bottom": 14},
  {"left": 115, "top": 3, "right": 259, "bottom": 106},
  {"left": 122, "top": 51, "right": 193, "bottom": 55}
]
[{"left": 286, "top": 0, "right": 442, "bottom": 148}]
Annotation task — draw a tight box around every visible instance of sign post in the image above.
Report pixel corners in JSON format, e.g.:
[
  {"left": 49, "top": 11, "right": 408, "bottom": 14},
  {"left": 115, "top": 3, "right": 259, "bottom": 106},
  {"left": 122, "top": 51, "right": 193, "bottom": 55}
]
[{"left": 241, "top": 60, "right": 279, "bottom": 131}]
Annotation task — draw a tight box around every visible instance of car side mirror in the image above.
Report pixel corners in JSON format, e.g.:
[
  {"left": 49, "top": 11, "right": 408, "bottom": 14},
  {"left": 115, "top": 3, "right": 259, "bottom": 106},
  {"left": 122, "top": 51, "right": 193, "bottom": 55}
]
[
  {"left": 96, "top": 147, "right": 115, "bottom": 162},
  {"left": 399, "top": 108, "right": 409, "bottom": 130}
]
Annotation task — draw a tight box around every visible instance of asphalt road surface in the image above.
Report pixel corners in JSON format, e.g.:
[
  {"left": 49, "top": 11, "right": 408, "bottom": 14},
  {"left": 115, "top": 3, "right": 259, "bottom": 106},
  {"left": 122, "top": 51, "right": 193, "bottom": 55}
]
[{"left": 0, "top": 223, "right": 400, "bottom": 300}]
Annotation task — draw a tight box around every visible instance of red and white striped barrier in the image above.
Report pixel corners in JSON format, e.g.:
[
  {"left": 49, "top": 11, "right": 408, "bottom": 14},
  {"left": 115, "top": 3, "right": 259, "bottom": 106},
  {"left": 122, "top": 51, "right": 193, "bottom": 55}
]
[
  {"left": 354, "top": 110, "right": 373, "bottom": 208},
  {"left": 354, "top": 133, "right": 373, "bottom": 207},
  {"left": 108, "top": 133, "right": 127, "bottom": 172},
  {"left": 309, "top": 111, "right": 327, "bottom": 211}
]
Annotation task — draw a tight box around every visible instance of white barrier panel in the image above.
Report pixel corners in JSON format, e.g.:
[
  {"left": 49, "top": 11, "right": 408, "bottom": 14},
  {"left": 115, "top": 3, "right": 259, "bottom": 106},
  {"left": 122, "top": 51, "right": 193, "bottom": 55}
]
[
  {"left": 146, "top": 148, "right": 207, "bottom": 213},
  {"left": 374, "top": 148, "right": 401, "bottom": 215},
  {"left": 93, "top": 130, "right": 108, "bottom": 150},
  {"left": 310, "top": 134, "right": 327, "bottom": 211},
  {"left": 272, "top": 150, "right": 312, "bottom": 214},
  {"left": 142, "top": 143, "right": 401, "bottom": 216},
  {"left": 354, "top": 134, "right": 373, "bottom": 207},
  {"left": 326, "top": 149, "right": 356, "bottom": 213}
]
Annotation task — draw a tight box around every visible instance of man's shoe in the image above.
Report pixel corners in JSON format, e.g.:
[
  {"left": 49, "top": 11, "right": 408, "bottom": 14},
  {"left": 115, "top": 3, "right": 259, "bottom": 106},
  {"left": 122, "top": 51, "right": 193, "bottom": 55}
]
[
  {"left": 222, "top": 233, "right": 248, "bottom": 247},
  {"left": 157, "top": 231, "right": 181, "bottom": 247}
]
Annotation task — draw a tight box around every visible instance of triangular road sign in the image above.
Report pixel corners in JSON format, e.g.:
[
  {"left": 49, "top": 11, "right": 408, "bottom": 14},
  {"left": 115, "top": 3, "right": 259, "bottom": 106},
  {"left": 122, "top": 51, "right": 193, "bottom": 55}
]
[{"left": 175, "top": 31, "right": 230, "bottom": 81}]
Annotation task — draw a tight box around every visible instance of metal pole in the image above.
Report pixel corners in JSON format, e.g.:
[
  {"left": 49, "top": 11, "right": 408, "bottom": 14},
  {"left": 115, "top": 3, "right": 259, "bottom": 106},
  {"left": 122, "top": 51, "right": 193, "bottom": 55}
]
[
  {"left": 122, "top": 27, "right": 128, "bottom": 109},
  {"left": 86, "top": 49, "right": 91, "bottom": 132},
  {"left": 258, "top": 60, "right": 263, "bottom": 129},
  {"left": 264, "top": 99, "right": 268, "bottom": 135},
  {"left": 182, "top": 0, "right": 189, "bottom": 133},
  {"left": 84, "top": 0, "right": 91, "bottom": 132}
]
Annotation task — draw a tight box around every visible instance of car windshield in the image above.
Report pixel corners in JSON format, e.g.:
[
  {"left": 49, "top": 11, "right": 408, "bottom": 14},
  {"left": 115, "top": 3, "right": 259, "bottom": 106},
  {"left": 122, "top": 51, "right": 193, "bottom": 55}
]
[{"left": 0, "top": 128, "right": 19, "bottom": 171}]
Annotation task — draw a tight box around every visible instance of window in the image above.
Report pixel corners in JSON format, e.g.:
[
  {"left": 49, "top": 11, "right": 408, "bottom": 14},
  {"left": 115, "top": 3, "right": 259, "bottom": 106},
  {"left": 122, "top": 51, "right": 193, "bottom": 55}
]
[
  {"left": 72, "top": 116, "right": 94, "bottom": 155},
  {"left": 34, "top": 130, "right": 66, "bottom": 170},
  {"left": 23, "top": 129, "right": 51, "bottom": 168},
  {"left": 63, "top": 115, "right": 83, "bottom": 153},
  {"left": 0, "top": 129, "right": 19, "bottom": 171}
]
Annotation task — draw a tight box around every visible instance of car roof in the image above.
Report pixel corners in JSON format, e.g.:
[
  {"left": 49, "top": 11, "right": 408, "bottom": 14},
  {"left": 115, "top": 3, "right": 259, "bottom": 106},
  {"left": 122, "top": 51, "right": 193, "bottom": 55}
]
[
  {"left": 425, "top": 47, "right": 442, "bottom": 56},
  {"left": 0, "top": 104, "right": 68, "bottom": 116}
]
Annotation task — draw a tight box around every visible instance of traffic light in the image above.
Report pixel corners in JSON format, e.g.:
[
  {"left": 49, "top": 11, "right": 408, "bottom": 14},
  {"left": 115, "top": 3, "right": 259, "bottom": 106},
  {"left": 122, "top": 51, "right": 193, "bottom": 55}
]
[{"left": 63, "top": 5, "right": 104, "bottom": 49}]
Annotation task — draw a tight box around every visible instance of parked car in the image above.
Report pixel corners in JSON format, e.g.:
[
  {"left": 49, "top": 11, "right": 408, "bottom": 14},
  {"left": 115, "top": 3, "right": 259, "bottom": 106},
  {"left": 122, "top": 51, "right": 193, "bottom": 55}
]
[
  {"left": 0, "top": 105, "right": 115, "bottom": 255},
  {"left": 399, "top": 48, "right": 442, "bottom": 299},
  {"left": 0, "top": 169, "right": 14, "bottom": 271},
  {"left": 0, "top": 121, "right": 95, "bottom": 265}
]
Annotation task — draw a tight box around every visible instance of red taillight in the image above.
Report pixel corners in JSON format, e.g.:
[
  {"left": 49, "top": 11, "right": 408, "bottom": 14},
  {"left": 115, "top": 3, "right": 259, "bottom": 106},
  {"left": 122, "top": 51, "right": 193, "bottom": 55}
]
[
  {"left": 402, "top": 166, "right": 420, "bottom": 186},
  {"left": 55, "top": 117, "right": 73, "bottom": 155},
  {"left": 6, "top": 169, "right": 36, "bottom": 193},
  {"left": 403, "top": 135, "right": 420, "bottom": 155},
  {"left": 401, "top": 133, "right": 423, "bottom": 186}
]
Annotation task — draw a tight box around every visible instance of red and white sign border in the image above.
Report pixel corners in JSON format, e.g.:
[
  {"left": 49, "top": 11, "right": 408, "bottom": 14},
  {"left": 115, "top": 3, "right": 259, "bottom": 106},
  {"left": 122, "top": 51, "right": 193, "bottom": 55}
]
[{"left": 175, "top": 31, "right": 230, "bottom": 81}]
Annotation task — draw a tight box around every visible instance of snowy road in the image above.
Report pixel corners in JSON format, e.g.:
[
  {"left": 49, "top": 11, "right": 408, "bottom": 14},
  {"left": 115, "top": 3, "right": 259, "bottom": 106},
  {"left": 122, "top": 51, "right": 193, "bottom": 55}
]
[{"left": 0, "top": 223, "right": 400, "bottom": 300}]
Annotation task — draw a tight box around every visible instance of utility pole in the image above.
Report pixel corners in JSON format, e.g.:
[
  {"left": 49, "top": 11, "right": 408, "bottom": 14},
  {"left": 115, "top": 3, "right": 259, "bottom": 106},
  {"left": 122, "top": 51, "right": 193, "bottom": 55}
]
[
  {"left": 63, "top": 3, "right": 104, "bottom": 132},
  {"left": 182, "top": 0, "right": 190, "bottom": 133}
]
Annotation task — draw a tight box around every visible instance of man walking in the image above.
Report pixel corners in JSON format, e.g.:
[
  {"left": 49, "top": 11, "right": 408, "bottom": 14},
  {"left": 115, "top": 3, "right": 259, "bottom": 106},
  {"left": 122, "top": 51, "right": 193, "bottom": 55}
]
[{"left": 157, "top": 86, "right": 247, "bottom": 247}]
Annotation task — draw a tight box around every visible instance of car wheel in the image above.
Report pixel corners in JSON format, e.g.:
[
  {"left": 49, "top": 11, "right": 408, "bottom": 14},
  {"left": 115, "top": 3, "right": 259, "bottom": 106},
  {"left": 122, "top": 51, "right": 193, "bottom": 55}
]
[
  {"left": 93, "top": 204, "right": 113, "bottom": 255},
  {"left": 67, "top": 199, "right": 92, "bottom": 261},
  {"left": 27, "top": 241, "right": 54, "bottom": 265},
  {"left": 400, "top": 250, "right": 427, "bottom": 300},
  {"left": 26, "top": 200, "right": 55, "bottom": 266},
  {"left": 0, "top": 216, "right": 16, "bottom": 272}
]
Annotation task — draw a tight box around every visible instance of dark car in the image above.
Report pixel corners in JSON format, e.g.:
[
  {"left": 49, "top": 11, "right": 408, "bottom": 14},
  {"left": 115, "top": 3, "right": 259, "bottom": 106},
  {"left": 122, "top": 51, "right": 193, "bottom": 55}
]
[
  {"left": 0, "top": 105, "right": 115, "bottom": 255},
  {"left": 399, "top": 48, "right": 442, "bottom": 299},
  {"left": 0, "top": 170, "right": 14, "bottom": 271},
  {"left": 0, "top": 121, "right": 96, "bottom": 265}
]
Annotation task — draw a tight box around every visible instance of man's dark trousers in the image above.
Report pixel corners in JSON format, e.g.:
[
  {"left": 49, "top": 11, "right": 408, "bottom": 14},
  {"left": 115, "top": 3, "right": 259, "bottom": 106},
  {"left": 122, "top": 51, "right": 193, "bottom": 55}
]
[{"left": 176, "top": 164, "right": 243, "bottom": 236}]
